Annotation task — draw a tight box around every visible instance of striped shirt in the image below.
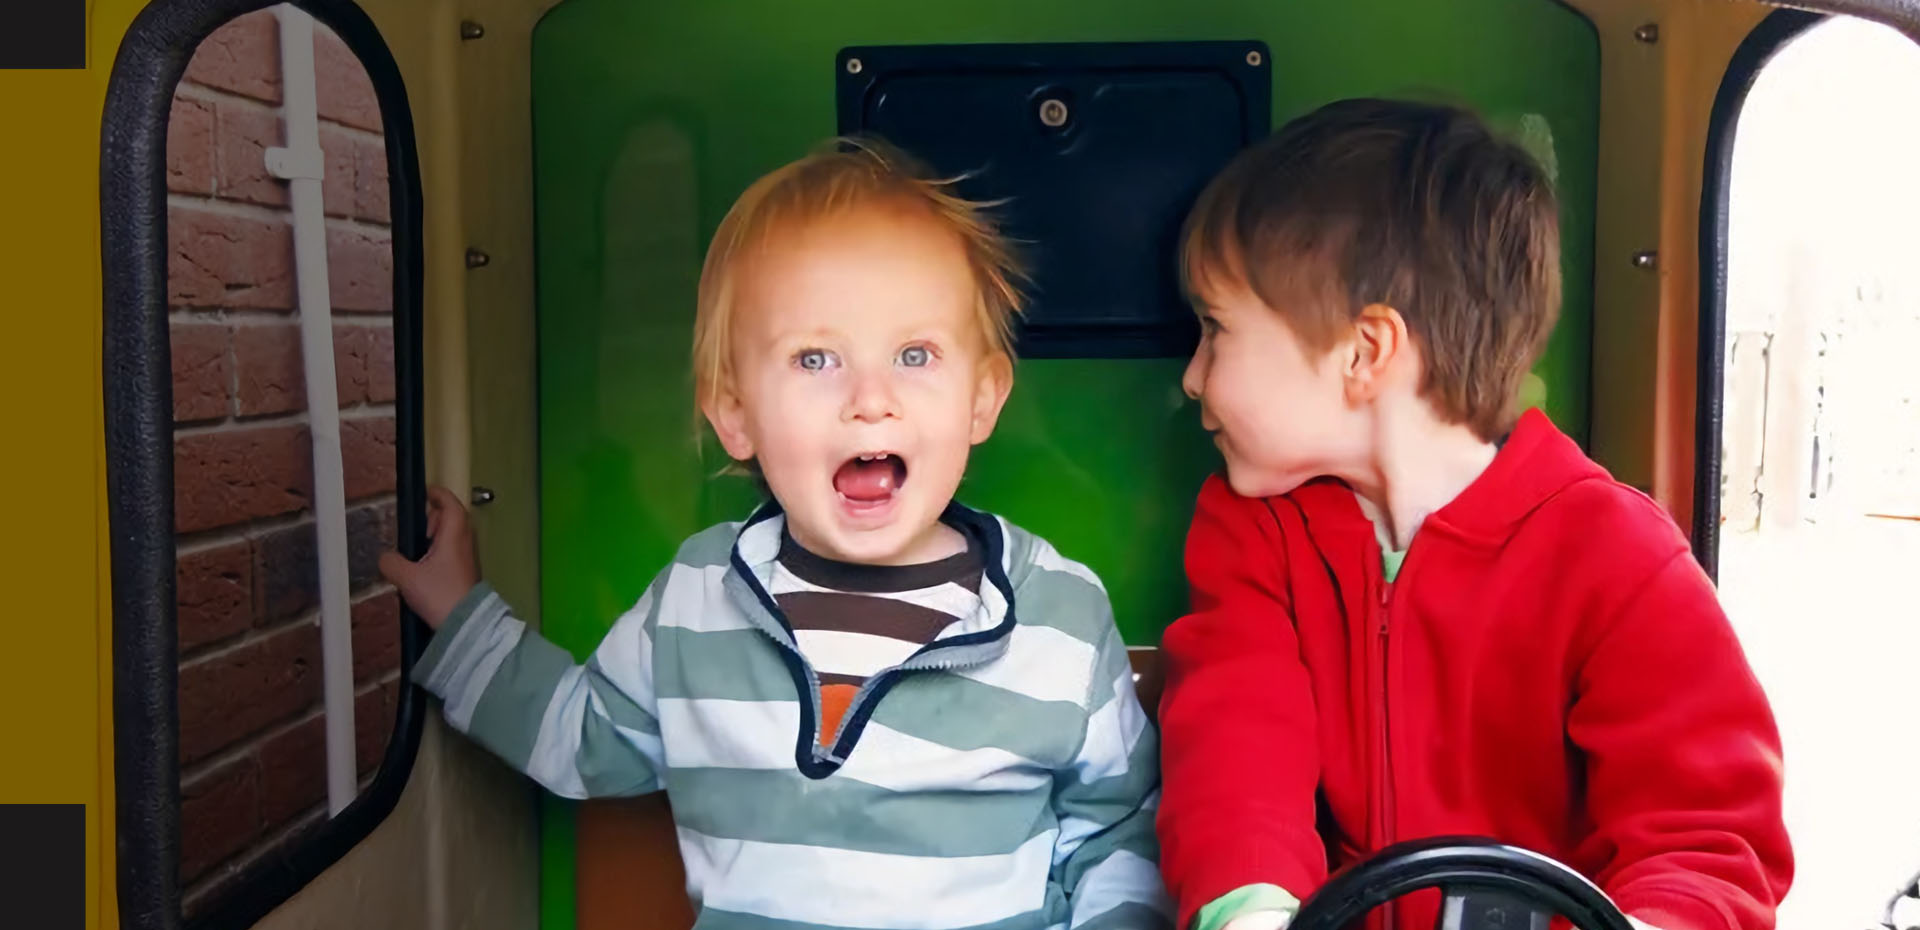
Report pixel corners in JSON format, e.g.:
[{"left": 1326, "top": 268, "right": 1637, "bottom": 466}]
[
  {"left": 771, "top": 531, "right": 984, "bottom": 746},
  {"left": 412, "top": 500, "right": 1173, "bottom": 930}
]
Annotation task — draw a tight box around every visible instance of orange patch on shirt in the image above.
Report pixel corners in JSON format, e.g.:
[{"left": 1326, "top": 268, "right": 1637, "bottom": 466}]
[{"left": 818, "top": 683, "right": 858, "bottom": 746}]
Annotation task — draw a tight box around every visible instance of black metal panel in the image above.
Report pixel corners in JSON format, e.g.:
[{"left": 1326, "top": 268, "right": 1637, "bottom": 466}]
[{"left": 838, "top": 41, "right": 1270, "bottom": 358}]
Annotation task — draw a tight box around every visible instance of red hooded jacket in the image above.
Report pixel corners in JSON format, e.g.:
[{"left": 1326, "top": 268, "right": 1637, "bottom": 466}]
[{"left": 1155, "top": 409, "right": 1792, "bottom": 930}]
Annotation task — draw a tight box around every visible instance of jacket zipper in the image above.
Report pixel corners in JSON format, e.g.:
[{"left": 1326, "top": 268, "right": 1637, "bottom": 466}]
[{"left": 1374, "top": 564, "right": 1398, "bottom": 929}]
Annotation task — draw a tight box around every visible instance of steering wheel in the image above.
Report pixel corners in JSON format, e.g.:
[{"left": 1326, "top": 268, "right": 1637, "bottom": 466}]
[{"left": 1290, "top": 837, "right": 1635, "bottom": 930}]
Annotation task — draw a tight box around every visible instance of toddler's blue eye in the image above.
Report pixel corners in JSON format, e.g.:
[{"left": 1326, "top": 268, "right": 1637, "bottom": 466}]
[
  {"left": 898, "top": 345, "right": 931, "bottom": 367},
  {"left": 796, "top": 349, "right": 836, "bottom": 371}
]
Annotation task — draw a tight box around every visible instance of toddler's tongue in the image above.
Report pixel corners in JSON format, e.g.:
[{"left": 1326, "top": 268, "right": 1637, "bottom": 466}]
[{"left": 833, "top": 456, "right": 901, "bottom": 503}]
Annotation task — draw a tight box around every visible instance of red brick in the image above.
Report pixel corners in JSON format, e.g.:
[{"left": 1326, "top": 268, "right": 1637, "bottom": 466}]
[
  {"left": 233, "top": 322, "right": 305, "bottom": 416},
  {"left": 183, "top": 10, "right": 282, "bottom": 103},
  {"left": 320, "top": 124, "right": 357, "bottom": 218},
  {"left": 168, "top": 95, "right": 215, "bottom": 195},
  {"left": 178, "top": 540, "right": 253, "bottom": 652},
  {"left": 333, "top": 325, "right": 369, "bottom": 406},
  {"left": 174, "top": 424, "right": 313, "bottom": 533},
  {"left": 355, "top": 677, "right": 400, "bottom": 776},
  {"left": 351, "top": 591, "right": 401, "bottom": 684},
  {"left": 179, "top": 754, "right": 261, "bottom": 883},
  {"left": 178, "top": 621, "right": 322, "bottom": 766},
  {"left": 335, "top": 325, "right": 396, "bottom": 405},
  {"left": 253, "top": 519, "right": 317, "bottom": 623},
  {"left": 181, "top": 807, "right": 324, "bottom": 918},
  {"left": 326, "top": 224, "right": 392, "bottom": 313},
  {"left": 351, "top": 502, "right": 394, "bottom": 587},
  {"left": 168, "top": 206, "right": 295, "bottom": 311},
  {"left": 215, "top": 101, "right": 287, "bottom": 208},
  {"left": 256, "top": 714, "right": 326, "bottom": 828},
  {"left": 342, "top": 416, "right": 396, "bottom": 500},
  {"left": 253, "top": 504, "right": 392, "bottom": 623},
  {"left": 355, "top": 137, "right": 390, "bottom": 225},
  {"left": 365, "top": 326, "right": 396, "bottom": 403},
  {"left": 233, "top": 322, "right": 397, "bottom": 413},
  {"left": 314, "top": 27, "right": 382, "bottom": 132},
  {"left": 170, "top": 321, "right": 231, "bottom": 422}
]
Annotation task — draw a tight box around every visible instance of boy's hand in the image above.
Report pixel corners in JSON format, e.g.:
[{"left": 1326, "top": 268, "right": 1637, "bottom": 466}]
[{"left": 378, "top": 485, "right": 479, "bottom": 630}]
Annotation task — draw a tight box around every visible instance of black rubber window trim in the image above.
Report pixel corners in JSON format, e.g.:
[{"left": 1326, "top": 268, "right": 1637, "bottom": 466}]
[
  {"left": 100, "top": 2, "right": 428, "bottom": 928},
  {"left": 1691, "top": 8, "right": 1825, "bottom": 580}
]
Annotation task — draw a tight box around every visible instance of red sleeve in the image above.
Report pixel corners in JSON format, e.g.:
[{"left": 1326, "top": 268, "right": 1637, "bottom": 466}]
[
  {"left": 1156, "top": 476, "right": 1327, "bottom": 928},
  {"left": 1568, "top": 549, "right": 1794, "bottom": 930}
]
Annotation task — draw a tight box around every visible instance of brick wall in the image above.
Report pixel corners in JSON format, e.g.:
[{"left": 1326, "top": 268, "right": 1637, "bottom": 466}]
[{"left": 165, "top": 7, "right": 401, "bottom": 916}]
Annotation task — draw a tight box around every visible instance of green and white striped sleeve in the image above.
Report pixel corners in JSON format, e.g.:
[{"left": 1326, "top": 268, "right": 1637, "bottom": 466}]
[
  {"left": 1056, "top": 618, "right": 1175, "bottom": 930},
  {"left": 411, "top": 578, "right": 667, "bottom": 798}
]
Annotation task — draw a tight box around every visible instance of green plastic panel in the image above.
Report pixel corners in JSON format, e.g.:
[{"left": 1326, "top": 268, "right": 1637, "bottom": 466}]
[{"left": 529, "top": 1, "right": 1599, "bottom": 925}]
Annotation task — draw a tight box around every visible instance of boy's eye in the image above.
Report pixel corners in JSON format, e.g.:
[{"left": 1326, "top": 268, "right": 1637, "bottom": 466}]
[
  {"left": 897, "top": 345, "right": 932, "bottom": 368},
  {"left": 1199, "top": 317, "right": 1222, "bottom": 336},
  {"left": 795, "top": 349, "right": 839, "bottom": 372}
]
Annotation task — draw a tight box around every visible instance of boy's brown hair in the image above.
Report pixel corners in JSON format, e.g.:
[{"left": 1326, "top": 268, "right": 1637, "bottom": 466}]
[
  {"left": 692, "top": 136, "right": 1025, "bottom": 416},
  {"left": 1182, "top": 98, "right": 1561, "bottom": 441}
]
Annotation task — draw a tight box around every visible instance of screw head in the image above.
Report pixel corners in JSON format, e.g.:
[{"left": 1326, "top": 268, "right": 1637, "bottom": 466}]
[
  {"left": 1632, "top": 250, "right": 1658, "bottom": 270},
  {"left": 471, "top": 486, "right": 496, "bottom": 506},
  {"left": 1246, "top": 49, "right": 1264, "bottom": 67},
  {"left": 1634, "top": 23, "right": 1659, "bottom": 44},
  {"left": 845, "top": 57, "right": 863, "bottom": 75},
  {"left": 1037, "top": 98, "right": 1070, "bottom": 128},
  {"left": 459, "top": 20, "right": 485, "bottom": 39},
  {"left": 465, "top": 247, "right": 491, "bottom": 269}
]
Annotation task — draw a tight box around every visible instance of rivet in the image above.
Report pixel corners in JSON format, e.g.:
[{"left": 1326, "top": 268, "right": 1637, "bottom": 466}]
[
  {"left": 1246, "top": 49, "right": 1264, "bottom": 67},
  {"left": 1634, "top": 23, "right": 1659, "bottom": 44},
  {"left": 459, "top": 20, "right": 485, "bottom": 40},
  {"left": 1632, "top": 250, "right": 1658, "bottom": 270},
  {"left": 1037, "top": 98, "right": 1070, "bottom": 128},
  {"left": 471, "top": 486, "right": 496, "bottom": 506},
  {"left": 845, "top": 57, "right": 863, "bottom": 75},
  {"left": 465, "top": 248, "right": 491, "bottom": 269}
]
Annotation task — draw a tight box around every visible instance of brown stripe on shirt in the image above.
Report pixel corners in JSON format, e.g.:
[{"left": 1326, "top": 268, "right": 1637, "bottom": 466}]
[{"left": 771, "top": 530, "right": 986, "bottom": 746}]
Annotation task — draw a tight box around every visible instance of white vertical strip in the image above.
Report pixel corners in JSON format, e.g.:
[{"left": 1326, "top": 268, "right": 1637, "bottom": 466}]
[{"left": 268, "top": 4, "right": 357, "bottom": 815}]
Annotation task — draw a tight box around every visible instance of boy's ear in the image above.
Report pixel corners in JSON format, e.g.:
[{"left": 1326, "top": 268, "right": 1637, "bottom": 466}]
[
  {"left": 970, "top": 353, "right": 1015, "bottom": 445},
  {"left": 701, "top": 385, "right": 757, "bottom": 462},
  {"left": 1345, "top": 303, "right": 1411, "bottom": 403}
]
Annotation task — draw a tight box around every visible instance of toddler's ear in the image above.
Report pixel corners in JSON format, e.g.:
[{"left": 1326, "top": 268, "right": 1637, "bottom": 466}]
[
  {"left": 970, "top": 353, "right": 1015, "bottom": 445},
  {"left": 702, "top": 388, "right": 757, "bottom": 462}
]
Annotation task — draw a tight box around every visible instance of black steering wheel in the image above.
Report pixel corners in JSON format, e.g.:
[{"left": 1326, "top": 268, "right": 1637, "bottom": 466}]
[{"left": 1290, "top": 837, "right": 1635, "bottom": 930}]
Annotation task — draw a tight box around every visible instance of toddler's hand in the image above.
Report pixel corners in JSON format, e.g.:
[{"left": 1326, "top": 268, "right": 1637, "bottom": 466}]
[
  {"left": 1222, "top": 911, "right": 1291, "bottom": 930},
  {"left": 378, "top": 485, "right": 479, "bottom": 629}
]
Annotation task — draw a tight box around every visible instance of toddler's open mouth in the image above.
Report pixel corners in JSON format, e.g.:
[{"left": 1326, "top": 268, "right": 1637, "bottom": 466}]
[{"left": 833, "top": 452, "right": 907, "bottom": 508}]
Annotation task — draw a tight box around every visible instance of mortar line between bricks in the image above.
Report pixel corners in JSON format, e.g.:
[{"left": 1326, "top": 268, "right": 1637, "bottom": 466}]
[
  {"left": 171, "top": 399, "right": 398, "bottom": 431},
  {"left": 171, "top": 402, "right": 398, "bottom": 439},
  {"left": 179, "top": 661, "right": 407, "bottom": 789},
  {"left": 174, "top": 81, "right": 283, "bottom": 112},
  {"left": 167, "top": 191, "right": 395, "bottom": 237},
  {"left": 181, "top": 703, "right": 326, "bottom": 787},
  {"left": 174, "top": 491, "right": 398, "bottom": 554},
  {"left": 178, "top": 612, "right": 317, "bottom": 673},
  {"left": 170, "top": 307, "right": 395, "bottom": 327},
  {"left": 181, "top": 804, "right": 330, "bottom": 911},
  {"left": 168, "top": 306, "right": 396, "bottom": 319},
  {"left": 178, "top": 579, "right": 399, "bottom": 665},
  {"left": 177, "top": 83, "right": 392, "bottom": 147}
]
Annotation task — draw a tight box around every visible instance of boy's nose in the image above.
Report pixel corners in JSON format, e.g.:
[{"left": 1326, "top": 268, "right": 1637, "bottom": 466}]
[{"left": 1180, "top": 353, "right": 1206, "bottom": 401}]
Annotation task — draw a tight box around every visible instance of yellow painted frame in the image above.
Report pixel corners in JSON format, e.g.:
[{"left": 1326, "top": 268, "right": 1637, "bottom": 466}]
[{"left": 6, "top": 0, "right": 1919, "bottom": 926}]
